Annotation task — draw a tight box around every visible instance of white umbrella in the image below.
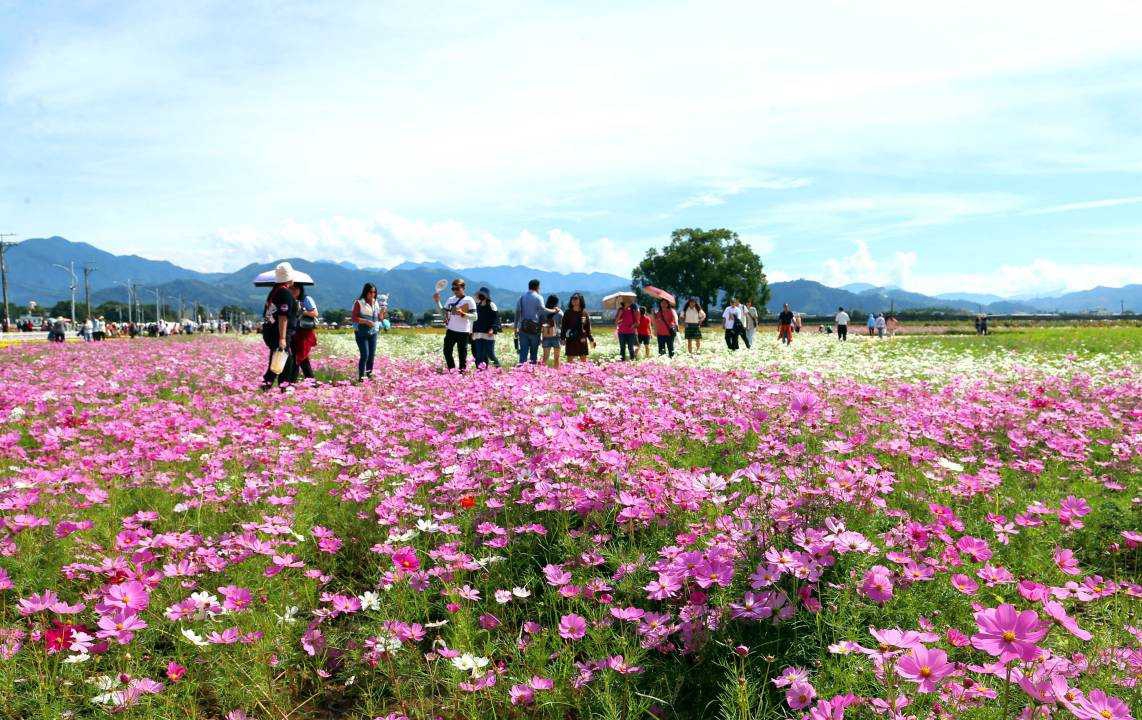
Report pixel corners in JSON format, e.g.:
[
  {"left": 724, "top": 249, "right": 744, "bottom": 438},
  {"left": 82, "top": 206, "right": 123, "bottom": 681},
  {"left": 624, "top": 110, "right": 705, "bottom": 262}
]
[
  {"left": 252, "top": 269, "right": 315, "bottom": 287},
  {"left": 601, "top": 291, "right": 636, "bottom": 310}
]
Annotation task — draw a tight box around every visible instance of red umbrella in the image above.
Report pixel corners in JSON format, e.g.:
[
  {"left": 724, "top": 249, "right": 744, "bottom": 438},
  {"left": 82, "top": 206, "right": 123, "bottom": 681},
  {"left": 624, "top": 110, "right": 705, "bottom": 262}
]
[{"left": 642, "top": 286, "right": 676, "bottom": 307}]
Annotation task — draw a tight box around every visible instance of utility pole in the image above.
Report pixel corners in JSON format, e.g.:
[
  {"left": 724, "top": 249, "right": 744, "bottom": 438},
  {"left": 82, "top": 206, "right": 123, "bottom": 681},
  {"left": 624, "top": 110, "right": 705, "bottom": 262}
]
[
  {"left": 52, "top": 261, "right": 77, "bottom": 324},
  {"left": 116, "top": 280, "right": 134, "bottom": 324},
  {"left": 0, "top": 233, "right": 16, "bottom": 332},
  {"left": 83, "top": 264, "right": 96, "bottom": 320},
  {"left": 151, "top": 288, "right": 162, "bottom": 323}
]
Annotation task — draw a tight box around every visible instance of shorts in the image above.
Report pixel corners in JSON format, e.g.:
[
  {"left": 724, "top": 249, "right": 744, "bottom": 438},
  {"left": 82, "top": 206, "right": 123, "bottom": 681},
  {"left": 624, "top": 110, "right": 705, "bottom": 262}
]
[
  {"left": 637, "top": 335, "right": 650, "bottom": 345},
  {"left": 684, "top": 323, "right": 702, "bottom": 340},
  {"left": 542, "top": 337, "right": 561, "bottom": 349}
]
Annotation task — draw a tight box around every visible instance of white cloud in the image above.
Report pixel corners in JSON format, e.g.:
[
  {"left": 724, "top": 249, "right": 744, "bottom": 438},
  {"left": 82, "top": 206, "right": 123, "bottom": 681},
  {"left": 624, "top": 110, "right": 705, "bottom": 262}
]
[
  {"left": 814, "top": 243, "right": 1140, "bottom": 297},
  {"left": 678, "top": 177, "right": 811, "bottom": 209},
  {"left": 1023, "top": 195, "right": 1142, "bottom": 215},
  {"left": 159, "top": 211, "right": 635, "bottom": 275},
  {"left": 764, "top": 193, "right": 1027, "bottom": 237},
  {"left": 914, "top": 260, "right": 1142, "bottom": 298},
  {"left": 821, "top": 240, "right": 917, "bottom": 288}
]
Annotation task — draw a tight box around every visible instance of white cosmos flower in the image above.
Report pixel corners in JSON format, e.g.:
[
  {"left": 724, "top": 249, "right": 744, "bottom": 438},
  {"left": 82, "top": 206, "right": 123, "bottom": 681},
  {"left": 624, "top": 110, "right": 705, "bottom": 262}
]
[
  {"left": 937, "top": 457, "right": 965, "bottom": 472},
  {"left": 416, "top": 519, "right": 440, "bottom": 533},
  {"left": 511, "top": 587, "right": 531, "bottom": 598},
  {"left": 451, "top": 653, "right": 490, "bottom": 676},
  {"left": 181, "top": 628, "right": 209, "bottom": 647},
  {"left": 276, "top": 606, "right": 300, "bottom": 624},
  {"left": 388, "top": 529, "right": 417, "bottom": 542},
  {"left": 358, "top": 591, "right": 381, "bottom": 611}
]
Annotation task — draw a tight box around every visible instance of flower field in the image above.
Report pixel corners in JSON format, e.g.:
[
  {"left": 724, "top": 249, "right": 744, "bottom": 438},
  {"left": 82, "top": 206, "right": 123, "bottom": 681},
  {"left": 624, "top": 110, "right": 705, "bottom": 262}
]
[{"left": 0, "top": 330, "right": 1139, "bottom": 719}]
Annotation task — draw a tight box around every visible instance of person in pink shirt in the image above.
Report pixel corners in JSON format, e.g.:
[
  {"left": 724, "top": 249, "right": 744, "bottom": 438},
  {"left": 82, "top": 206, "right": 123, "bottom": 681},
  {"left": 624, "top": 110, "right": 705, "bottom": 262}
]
[
  {"left": 652, "top": 299, "right": 679, "bottom": 357},
  {"left": 636, "top": 306, "right": 653, "bottom": 359},
  {"left": 615, "top": 300, "right": 639, "bottom": 361}
]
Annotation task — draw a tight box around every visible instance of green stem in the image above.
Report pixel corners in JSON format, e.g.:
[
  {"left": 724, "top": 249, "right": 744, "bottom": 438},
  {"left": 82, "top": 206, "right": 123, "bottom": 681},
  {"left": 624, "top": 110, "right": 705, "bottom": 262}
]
[{"left": 1001, "top": 664, "right": 1012, "bottom": 720}]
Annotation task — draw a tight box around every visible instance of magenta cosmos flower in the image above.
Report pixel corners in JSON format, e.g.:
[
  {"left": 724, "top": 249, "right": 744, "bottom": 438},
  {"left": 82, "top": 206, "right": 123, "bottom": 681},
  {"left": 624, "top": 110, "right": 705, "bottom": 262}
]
[
  {"left": 896, "top": 646, "right": 954, "bottom": 692},
  {"left": 860, "top": 565, "right": 894, "bottom": 603},
  {"left": 558, "top": 613, "right": 587, "bottom": 640},
  {"left": 970, "top": 604, "right": 1047, "bottom": 663},
  {"left": 1074, "top": 689, "right": 1133, "bottom": 720}
]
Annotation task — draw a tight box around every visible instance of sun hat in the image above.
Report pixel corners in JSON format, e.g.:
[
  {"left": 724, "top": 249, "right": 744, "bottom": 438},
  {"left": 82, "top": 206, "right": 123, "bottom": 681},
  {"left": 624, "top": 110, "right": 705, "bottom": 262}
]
[{"left": 273, "top": 261, "right": 298, "bottom": 284}]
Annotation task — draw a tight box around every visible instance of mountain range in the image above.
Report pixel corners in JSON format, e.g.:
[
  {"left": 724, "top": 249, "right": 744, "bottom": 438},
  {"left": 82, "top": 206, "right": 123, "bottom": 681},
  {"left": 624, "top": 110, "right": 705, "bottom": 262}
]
[{"left": 5, "top": 236, "right": 1140, "bottom": 316}]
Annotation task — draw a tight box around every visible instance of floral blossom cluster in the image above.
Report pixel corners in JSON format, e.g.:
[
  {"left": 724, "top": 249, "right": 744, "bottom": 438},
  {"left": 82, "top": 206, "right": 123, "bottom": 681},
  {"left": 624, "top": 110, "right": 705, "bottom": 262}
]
[{"left": 0, "top": 335, "right": 1137, "bottom": 718}]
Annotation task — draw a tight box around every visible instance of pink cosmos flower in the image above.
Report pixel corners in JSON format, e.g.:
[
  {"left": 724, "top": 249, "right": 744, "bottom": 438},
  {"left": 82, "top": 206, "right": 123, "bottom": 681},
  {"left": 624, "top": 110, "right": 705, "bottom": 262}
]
[
  {"left": 166, "top": 661, "right": 186, "bottom": 682},
  {"left": 951, "top": 573, "right": 978, "bottom": 595},
  {"left": 391, "top": 547, "right": 420, "bottom": 573},
  {"left": 1042, "top": 600, "right": 1092, "bottom": 641},
  {"left": 96, "top": 610, "right": 147, "bottom": 644},
  {"left": 970, "top": 604, "right": 1047, "bottom": 663},
  {"left": 218, "top": 585, "right": 252, "bottom": 612},
  {"left": 1074, "top": 689, "right": 1133, "bottom": 720},
  {"left": 785, "top": 680, "right": 817, "bottom": 710},
  {"left": 860, "top": 565, "right": 894, "bottom": 603},
  {"left": 1054, "top": 547, "right": 1082, "bottom": 575},
  {"left": 558, "top": 613, "right": 587, "bottom": 640},
  {"left": 895, "top": 646, "right": 955, "bottom": 692},
  {"left": 105, "top": 581, "right": 150, "bottom": 612}
]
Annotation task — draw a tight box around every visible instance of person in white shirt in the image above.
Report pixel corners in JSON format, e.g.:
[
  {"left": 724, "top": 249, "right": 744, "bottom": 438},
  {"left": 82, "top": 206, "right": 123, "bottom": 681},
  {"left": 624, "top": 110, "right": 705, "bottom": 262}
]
[
  {"left": 682, "top": 298, "right": 707, "bottom": 354},
  {"left": 433, "top": 278, "right": 477, "bottom": 371},
  {"left": 722, "top": 298, "right": 749, "bottom": 350},
  {"left": 834, "top": 306, "right": 849, "bottom": 341},
  {"left": 875, "top": 313, "right": 887, "bottom": 338},
  {"left": 744, "top": 300, "right": 759, "bottom": 346}
]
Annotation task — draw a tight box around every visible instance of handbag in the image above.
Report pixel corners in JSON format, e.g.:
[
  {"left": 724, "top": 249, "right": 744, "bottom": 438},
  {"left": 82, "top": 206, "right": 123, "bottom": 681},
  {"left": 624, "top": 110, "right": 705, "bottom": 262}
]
[
  {"left": 298, "top": 316, "right": 317, "bottom": 330},
  {"left": 269, "top": 349, "right": 289, "bottom": 375},
  {"left": 521, "top": 319, "right": 541, "bottom": 335}
]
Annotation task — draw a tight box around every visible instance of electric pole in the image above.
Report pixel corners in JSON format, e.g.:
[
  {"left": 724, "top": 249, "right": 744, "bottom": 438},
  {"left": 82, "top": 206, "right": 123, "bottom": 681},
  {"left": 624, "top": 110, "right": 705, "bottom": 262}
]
[
  {"left": 52, "top": 261, "right": 77, "bottom": 324},
  {"left": 151, "top": 288, "right": 162, "bottom": 323},
  {"left": 0, "top": 233, "right": 16, "bottom": 332},
  {"left": 83, "top": 264, "right": 96, "bottom": 320}
]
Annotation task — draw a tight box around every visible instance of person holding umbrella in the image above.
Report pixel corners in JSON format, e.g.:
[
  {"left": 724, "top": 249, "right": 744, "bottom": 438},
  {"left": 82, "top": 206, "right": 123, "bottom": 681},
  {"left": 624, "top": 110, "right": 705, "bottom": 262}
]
[
  {"left": 260, "top": 262, "right": 301, "bottom": 389},
  {"left": 652, "top": 298, "right": 679, "bottom": 357}
]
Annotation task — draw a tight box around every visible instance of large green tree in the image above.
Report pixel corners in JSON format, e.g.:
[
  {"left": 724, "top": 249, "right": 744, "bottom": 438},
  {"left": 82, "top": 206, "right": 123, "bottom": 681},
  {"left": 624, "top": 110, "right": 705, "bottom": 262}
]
[{"left": 632, "top": 228, "right": 771, "bottom": 314}]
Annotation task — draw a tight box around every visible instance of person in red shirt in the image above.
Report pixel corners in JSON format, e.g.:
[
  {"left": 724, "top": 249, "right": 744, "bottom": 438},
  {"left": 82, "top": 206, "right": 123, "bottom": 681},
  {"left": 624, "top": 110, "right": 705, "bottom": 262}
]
[
  {"left": 615, "top": 300, "right": 639, "bottom": 361},
  {"left": 652, "top": 299, "right": 679, "bottom": 357},
  {"left": 636, "top": 306, "right": 652, "bottom": 359}
]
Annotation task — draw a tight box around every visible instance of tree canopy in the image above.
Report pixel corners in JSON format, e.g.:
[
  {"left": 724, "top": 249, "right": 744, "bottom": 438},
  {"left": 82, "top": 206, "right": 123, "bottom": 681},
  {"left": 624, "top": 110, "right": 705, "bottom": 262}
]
[{"left": 631, "top": 228, "right": 771, "bottom": 313}]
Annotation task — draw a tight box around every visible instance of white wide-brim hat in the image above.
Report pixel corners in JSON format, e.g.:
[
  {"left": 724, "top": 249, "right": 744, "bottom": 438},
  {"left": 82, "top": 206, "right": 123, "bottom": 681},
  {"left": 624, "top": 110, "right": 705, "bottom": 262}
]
[{"left": 274, "top": 261, "right": 299, "bottom": 284}]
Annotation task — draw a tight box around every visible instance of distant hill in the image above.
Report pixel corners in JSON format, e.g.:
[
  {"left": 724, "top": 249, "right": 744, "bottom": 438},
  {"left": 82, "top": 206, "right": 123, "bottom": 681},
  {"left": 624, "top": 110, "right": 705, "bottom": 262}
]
[
  {"left": 936, "top": 292, "right": 1005, "bottom": 304},
  {"left": 13, "top": 236, "right": 1140, "bottom": 316}
]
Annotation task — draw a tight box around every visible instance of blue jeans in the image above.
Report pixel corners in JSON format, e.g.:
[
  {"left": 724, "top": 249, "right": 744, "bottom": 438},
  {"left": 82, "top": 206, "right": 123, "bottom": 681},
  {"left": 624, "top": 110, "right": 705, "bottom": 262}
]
[
  {"left": 473, "top": 338, "right": 495, "bottom": 367},
  {"left": 618, "top": 332, "right": 638, "bottom": 360},
  {"left": 517, "top": 332, "right": 540, "bottom": 364},
  {"left": 355, "top": 329, "right": 377, "bottom": 378}
]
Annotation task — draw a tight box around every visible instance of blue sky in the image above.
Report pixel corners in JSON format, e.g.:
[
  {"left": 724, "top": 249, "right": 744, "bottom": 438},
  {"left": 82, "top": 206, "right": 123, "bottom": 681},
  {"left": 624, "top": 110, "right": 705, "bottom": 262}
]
[{"left": 2, "top": 0, "right": 1141, "bottom": 296}]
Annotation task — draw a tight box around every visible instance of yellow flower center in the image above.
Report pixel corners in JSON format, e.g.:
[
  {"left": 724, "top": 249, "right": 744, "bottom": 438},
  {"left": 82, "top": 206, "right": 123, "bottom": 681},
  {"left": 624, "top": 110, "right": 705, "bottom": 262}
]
[
  {"left": 920, "top": 666, "right": 932, "bottom": 678},
  {"left": 1001, "top": 631, "right": 1016, "bottom": 642},
  {"left": 1100, "top": 711, "right": 1112, "bottom": 720}
]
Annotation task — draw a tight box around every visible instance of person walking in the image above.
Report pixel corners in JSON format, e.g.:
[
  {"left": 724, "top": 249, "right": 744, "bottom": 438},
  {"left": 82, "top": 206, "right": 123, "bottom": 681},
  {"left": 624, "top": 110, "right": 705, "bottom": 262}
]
[
  {"left": 834, "top": 306, "right": 849, "bottom": 341},
  {"left": 653, "top": 298, "right": 678, "bottom": 357},
  {"left": 541, "top": 294, "right": 564, "bottom": 368},
  {"left": 682, "top": 298, "right": 706, "bottom": 354},
  {"left": 777, "top": 303, "right": 795, "bottom": 345},
  {"left": 875, "top": 313, "right": 886, "bottom": 339},
  {"left": 351, "top": 283, "right": 381, "bottom": 381},
  {"left": 291, "top": 284, "right": 318, "bottom": 380},
  {"left": 724, "top": 298, "right": 750, "bottom": 350},
  {"left": 515, "top": 279, "right": 554, "bottom": 365},
  {"left": 615, "top": 299, "right": 639, "bottom": 360},
  {"left": 636, "top": 306, "right": 652, "bottom": 359},
  {"left": 81, "top": 316, "right": 93, "bottom": 342},
  {"left": 261, "top": 262, "right": 300, "bottom": 389},
  {"left": 471, "top": 287, "right": 500, "bottom": 369},
  {"left": 562, "top": 293, "right": 595, "bottom": 363},
  {"left": 744, "top": 300, "right": 759, "bottom": 347},
  {"left": 867, "top": 313, "right": 876, "bottom": 337},
  {"left": 434, "top": 278, "right": 476, "bottom": 372}
]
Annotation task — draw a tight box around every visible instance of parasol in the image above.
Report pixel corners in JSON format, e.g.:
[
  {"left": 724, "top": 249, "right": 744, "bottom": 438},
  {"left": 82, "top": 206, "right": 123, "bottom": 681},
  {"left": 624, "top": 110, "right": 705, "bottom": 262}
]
[
  {"left": 252, "top": 269, "right": 315, "bottom": 287},
  {"left": 601, "top": 291, "right": 637, "bottom": 310},
  {"left": 642, "top": 286, "right": 675, "bottom": 307}
]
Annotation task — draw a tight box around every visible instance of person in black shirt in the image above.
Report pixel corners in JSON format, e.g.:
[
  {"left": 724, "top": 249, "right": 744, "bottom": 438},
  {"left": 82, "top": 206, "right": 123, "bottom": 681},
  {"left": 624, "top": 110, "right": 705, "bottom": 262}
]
[
  {"left": 778, "top": 304, "right": 795, "bottom": 345},
  {"left": 261, "top": 262, "right": 301, "bottom": 389}
]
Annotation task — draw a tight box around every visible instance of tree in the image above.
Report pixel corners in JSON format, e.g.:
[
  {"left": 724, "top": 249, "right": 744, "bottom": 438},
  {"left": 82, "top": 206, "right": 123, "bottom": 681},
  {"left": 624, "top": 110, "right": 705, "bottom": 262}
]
[
  {"left": 323, "top": 308, "right": 348, "bottom": 326},
  {"left": 632, "top": 228, "right": 770, "bottom": 314}
]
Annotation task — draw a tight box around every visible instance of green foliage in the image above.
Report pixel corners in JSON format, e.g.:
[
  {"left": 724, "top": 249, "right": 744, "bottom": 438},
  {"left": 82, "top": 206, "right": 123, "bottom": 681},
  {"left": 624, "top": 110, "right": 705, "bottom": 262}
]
[{"left": 632, "top": 228, "right": 770, "bottom": 314}]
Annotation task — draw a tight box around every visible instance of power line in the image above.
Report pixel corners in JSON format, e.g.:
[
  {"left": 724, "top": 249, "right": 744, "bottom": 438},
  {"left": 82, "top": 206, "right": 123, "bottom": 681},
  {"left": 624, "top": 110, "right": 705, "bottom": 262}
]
[{"left": 0, "top": 233, "right": 15, "bottom": 331}]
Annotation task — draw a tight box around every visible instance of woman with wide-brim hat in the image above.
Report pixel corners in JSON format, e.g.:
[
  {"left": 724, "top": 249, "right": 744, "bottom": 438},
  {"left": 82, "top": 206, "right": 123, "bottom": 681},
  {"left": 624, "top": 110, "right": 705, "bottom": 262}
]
[{"left": 261, "top": 262, "right": 300, "bottom": 389}]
